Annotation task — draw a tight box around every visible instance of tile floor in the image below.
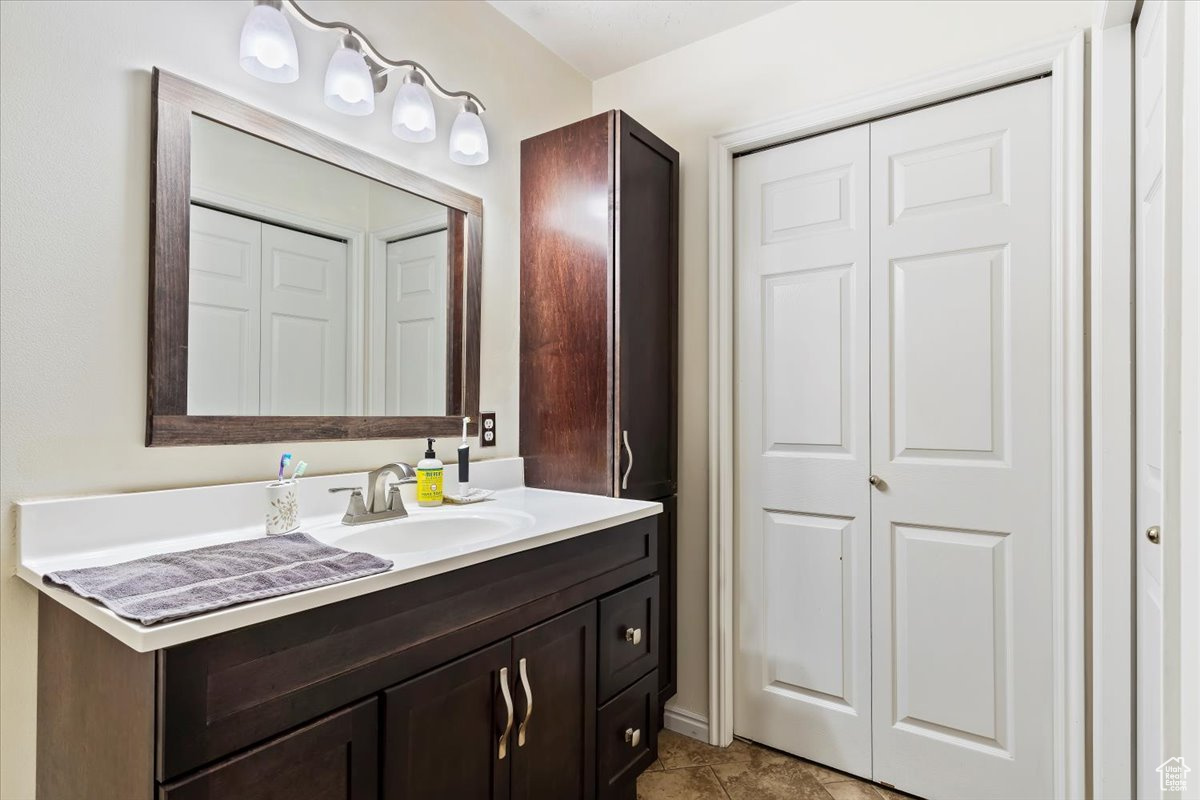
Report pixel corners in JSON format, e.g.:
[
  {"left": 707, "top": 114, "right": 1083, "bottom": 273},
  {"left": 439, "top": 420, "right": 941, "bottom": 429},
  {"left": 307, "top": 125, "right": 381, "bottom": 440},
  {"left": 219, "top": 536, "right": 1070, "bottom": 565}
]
[{"left": 638, "top": 730, "right": 921, "bottom": 800}]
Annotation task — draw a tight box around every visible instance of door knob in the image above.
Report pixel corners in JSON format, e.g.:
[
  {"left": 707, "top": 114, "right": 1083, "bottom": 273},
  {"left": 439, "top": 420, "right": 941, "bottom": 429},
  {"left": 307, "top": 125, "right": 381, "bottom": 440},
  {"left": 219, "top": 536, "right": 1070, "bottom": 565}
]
[
  {"left": 869, "top": 475, "right": 884, "bottom": 488},
  {"left": 1147, "top": 525, "right": 1161, "bottom": 544},
  {"left": 624, "top": 627, "right": 642, "bottom": 645}
]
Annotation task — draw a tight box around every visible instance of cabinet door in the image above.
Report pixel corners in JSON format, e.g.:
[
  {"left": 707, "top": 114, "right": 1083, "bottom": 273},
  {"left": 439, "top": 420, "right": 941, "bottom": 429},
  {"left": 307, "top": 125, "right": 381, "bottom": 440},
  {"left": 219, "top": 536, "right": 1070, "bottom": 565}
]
[
  {"left": 615, "top": 112, "right": 679, "bottom": 501},
  {"left": 510, "top": 604, "right": 597, "bottom": 800},
  {"left": 160, "top": 699, "right": 377, "bottom": 800},
  {"left": 384, "top": 640, "right": 513, "bottom": 800}
]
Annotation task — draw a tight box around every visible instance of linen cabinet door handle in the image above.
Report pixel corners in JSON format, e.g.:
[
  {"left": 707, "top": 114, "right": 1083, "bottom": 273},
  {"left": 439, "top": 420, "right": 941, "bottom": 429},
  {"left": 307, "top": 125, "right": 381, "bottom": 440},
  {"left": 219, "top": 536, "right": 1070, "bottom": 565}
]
[
  {"left": 517, "top": 657, "right": 533, "bottom": 746},
  {"left": 621, "top": 430, "right": 633, "bottom": 491},
  {"left": 624, "top": 627, "right": 642, "bottom": 645},
  {"left": 498, "top": 666, "right": 513, "bottom": 760},
  {"left": 625, "top": 727, "right": 641, "bottom": 748}
]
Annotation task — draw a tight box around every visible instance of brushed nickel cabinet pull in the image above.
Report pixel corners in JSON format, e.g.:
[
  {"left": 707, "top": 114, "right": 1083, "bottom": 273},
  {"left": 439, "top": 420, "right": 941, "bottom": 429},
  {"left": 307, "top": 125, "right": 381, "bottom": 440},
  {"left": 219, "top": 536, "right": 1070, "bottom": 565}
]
[
  {"left": 625, "top": 727, "right": 641, "bottom": 748},
  {"left": 621, "top": 430, "right": 633, "bottom": 492},
  {"left": 1147, "top": 525, "right": 1161, "bottom": 544},
  {"left": 624, "top": 627, "right": 642, "bottom": 645},
  {"left": 518, "top": 657, "right": 533, "bottom": 747},
  {"left": 498, "top": 666, "right": 513, "bottom": 760}
]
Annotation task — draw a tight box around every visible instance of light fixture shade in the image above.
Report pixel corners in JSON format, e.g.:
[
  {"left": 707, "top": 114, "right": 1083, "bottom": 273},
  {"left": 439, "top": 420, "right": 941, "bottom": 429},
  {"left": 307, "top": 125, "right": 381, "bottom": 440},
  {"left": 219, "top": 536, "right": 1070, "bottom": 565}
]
[
  {"left": 449, "top": 103, "right": 489, "bottom": 165},
  {"left": 324, "top": 41, "right": 375, "bottom": 116},
  {"left": 391, "top": 74, "right": 436, "bottom": 143},
  {"left": 239, "top": 3, "right": 299, "bottom": 83}
]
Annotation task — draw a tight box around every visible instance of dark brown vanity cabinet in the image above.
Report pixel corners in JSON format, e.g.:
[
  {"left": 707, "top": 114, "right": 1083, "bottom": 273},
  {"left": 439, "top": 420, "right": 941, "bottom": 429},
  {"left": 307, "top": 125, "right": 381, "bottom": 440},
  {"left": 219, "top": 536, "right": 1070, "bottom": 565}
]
[
  {"left": 39, "top": 515, "right": 661, "bottom": 800},
  {"left": 520, "top": 110, "right": 680, "bottom": 720},
  {"left": 384, "top": 605, "right": 597, "bottom": 800},
  {"left": 161, "top": 700, "right": 380, "bottom": 800}
]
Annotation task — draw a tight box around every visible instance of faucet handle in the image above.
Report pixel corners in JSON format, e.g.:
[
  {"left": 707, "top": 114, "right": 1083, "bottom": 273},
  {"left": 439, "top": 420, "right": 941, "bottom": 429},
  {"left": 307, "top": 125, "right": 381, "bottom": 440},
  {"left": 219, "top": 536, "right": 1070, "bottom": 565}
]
[
  {"left": 329, "top": 487, "right": 368, "bottom": 522},
  {"left": 386, "top": 485, "right": 409, "bottom": 516}
]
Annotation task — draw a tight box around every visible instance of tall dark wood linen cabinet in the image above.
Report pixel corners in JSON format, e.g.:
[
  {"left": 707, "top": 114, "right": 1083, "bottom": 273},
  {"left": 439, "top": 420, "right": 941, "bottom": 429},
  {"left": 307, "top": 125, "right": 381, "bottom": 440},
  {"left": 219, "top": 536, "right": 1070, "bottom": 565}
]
[{"left": 520, "top": 111, "right": 679, "bottom": 723}]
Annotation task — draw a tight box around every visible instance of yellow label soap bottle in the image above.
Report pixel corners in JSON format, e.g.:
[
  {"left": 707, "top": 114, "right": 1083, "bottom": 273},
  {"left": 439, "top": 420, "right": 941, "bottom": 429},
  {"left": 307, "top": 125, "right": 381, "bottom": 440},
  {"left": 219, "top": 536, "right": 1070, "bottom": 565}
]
[{"left": 416, "top": 437, "right": 444, "bottom": 507}]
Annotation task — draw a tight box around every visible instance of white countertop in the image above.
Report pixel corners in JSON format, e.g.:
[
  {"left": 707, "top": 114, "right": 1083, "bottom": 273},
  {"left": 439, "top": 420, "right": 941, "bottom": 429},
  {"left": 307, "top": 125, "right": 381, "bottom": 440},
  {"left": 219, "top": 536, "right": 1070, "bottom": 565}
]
[{"left": 15, "top": 459, "right": 661, "bottom": 652}]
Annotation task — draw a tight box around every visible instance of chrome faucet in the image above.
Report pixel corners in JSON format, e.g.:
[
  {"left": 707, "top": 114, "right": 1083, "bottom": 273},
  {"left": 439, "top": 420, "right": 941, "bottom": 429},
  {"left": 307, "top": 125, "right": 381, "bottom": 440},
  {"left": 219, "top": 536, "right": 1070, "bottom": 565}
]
[{"left": 329, "top": 462, "right": 418, "bottom": 525}]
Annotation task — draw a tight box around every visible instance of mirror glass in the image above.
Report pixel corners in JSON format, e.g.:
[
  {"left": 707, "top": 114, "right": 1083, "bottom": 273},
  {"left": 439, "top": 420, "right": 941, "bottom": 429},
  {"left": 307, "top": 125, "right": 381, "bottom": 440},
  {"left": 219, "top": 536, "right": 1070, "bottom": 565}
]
[{"left": 187, "top": 115, "right": 457, "bottom": 417}]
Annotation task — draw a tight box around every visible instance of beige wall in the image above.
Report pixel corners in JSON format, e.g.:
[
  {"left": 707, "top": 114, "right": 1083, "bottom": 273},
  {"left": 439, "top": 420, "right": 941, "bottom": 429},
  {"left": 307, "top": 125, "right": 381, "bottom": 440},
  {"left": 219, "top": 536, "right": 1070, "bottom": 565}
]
[
  {"left": 0, "top": 1, "right": 589, "bottom": 796},
  {"left": 592, "top": 0, "right": 1094, "bottom": 721}
]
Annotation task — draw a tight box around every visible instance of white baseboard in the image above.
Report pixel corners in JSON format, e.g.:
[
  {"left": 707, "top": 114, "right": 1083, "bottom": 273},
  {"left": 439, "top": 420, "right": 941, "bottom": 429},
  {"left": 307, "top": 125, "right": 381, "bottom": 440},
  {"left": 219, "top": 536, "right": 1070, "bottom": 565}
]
[{"left": 663, "top": 706, "right": 709, "bottom": 742}]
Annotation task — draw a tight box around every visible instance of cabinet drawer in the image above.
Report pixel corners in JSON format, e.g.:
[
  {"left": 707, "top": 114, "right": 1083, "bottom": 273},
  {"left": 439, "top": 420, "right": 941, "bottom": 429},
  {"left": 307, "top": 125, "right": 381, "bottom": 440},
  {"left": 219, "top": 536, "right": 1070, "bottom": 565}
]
[
  {"left": 596, "top": 670, "right": 658, "bottom": 799},
  {"left": 598, "top": 576, "right": 659, "bottom": 702},
  {"left": 159, "top": 699, "right": 378, "bottom": 800}
]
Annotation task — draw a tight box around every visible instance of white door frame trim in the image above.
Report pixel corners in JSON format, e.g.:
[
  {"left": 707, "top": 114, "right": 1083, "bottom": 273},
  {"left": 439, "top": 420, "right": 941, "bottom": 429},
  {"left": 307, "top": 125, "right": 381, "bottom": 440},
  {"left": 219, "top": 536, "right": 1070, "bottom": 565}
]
[
  {"left": 1088, "top": 4, "right": 1137, "bottom": 799},
  {"left": 707, "top": 32, "right": 1086, "bottom": 799}
]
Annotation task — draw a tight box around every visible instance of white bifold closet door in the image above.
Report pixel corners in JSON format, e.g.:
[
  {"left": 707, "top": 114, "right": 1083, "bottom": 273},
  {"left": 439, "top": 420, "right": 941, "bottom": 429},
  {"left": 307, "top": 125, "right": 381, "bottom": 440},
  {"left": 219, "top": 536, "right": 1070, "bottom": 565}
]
[
  {"left": 384, "top": 229, "right": 448, "bottom": 416},
  {"left": 733, "top": 124, "right": 874, "bottom": 776},
  {"left": 869, "top": 77, "right": 1053, "bottom": 800},
  {"left": 734, "top": 77, "right": 1054, "bottom": 800}
]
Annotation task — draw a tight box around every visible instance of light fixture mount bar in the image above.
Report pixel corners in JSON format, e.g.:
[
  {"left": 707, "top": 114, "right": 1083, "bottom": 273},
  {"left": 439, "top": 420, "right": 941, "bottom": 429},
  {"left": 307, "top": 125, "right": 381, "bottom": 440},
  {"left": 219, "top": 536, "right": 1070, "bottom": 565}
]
[{"left": 278, "top": 0, "right": 486, "bottom": 111}]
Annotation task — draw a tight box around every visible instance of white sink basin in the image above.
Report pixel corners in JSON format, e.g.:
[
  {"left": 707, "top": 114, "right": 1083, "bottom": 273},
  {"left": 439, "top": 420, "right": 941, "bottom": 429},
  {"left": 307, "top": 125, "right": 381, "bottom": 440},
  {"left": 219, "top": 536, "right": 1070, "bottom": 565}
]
[{"left": 314, "top": 508, "right": 535, "bottom": 558}]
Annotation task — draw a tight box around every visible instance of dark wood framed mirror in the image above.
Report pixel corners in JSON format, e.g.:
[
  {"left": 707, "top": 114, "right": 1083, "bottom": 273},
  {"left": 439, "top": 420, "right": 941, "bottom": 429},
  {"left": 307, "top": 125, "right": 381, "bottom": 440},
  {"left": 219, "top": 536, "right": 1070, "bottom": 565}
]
[{"left": 147, "top": 69, "right": 481, "bottom": 446}]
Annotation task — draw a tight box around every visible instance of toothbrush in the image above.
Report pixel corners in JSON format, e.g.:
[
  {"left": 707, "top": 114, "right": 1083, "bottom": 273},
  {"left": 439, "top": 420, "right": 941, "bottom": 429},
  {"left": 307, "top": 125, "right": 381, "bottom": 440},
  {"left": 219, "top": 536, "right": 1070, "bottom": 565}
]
[
  {"left": 290, "top": 460, "right": 308, "bottom": 481},
  {"left": 458, "top": 417, "right": 471, "bottom": 497},
  {"left": 277, "top": 453, "right": 292, "bottom": 483}
]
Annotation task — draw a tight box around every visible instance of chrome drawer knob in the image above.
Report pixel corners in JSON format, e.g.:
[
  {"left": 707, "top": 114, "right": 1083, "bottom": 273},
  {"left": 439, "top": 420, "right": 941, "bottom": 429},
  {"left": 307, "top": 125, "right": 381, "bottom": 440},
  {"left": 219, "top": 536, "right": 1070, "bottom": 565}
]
[
  {"left": 624, "top": 627, "right": 642, "bottom": 645},
  {"left": 625, "top": 727, "right": 641, "bottom": 748},
  {"left": 1147, "top": 525, "right": 1161, "bottom": 544}
]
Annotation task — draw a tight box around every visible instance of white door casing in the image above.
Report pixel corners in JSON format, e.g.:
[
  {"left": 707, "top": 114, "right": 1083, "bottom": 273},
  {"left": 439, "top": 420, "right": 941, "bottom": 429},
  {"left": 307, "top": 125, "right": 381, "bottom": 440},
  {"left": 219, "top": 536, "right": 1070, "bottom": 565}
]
[
  {"left": 1135, "top": 1, "right": 1167, "bottom": 797},
  {"left": 385, "top": 230, "right": 448, "bottom": 416},
  {"left": 733, "top": 124, "right": 873, "bottom": 777},
  {"left": 868, "top": 77, "right": 1054, "bottom": 800},
  {"left": 187, "top": 205, "right": 262, "bottom": 415},
  {"left": 259, "top": 223, "right": 349, "bottom": 415}
]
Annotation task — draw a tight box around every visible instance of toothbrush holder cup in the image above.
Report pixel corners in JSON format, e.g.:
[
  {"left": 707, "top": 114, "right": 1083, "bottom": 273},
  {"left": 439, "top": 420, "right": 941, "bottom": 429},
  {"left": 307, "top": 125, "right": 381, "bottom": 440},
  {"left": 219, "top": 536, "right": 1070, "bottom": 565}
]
[{"left": 265, "top": 480, "right": 300, "bottom": 536}]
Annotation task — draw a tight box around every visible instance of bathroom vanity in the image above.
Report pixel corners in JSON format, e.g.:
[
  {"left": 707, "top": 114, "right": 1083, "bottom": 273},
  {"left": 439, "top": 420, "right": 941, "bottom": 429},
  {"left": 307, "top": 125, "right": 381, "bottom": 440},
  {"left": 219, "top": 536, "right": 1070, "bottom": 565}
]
[{"left": 21, "top": 464, "right": 664, "bottom": 800}]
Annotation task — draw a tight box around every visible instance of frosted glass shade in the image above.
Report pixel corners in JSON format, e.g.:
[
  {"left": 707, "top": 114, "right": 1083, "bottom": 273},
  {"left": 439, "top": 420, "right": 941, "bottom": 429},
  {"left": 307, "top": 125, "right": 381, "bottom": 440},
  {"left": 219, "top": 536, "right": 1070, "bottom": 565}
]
[
  {"left": 392, "top": 78, "right": 437, "bottom": 143},
  {"left": 324, "top": 44, "right": 375, "bottom": 116},
  {"left": 449, "top": 106, "right": 489, "bottom": 165},
  {"left": 239, "top": 3, "right": 299, "bottom": 83}
]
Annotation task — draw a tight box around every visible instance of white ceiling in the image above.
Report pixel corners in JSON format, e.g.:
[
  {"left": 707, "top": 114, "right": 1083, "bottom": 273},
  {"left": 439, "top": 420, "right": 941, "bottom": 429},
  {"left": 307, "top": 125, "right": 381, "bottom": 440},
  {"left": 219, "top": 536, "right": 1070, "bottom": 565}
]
[{"left": 487, "top": 0, "right": 798, "bottom": 79}]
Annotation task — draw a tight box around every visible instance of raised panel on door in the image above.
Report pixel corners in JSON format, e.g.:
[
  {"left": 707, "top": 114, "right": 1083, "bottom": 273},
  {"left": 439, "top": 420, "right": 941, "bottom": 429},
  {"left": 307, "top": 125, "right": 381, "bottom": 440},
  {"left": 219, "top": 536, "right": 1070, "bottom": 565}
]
[
  {"left": 1135, "top": 2, "right": 1167, "bottom": 796},
  {"left": 160, "top": 699, "right": 378, "bottom": 800},
  {"left": 510, "top": 604, "right": 596, "bottom": 800},
  {"left": 259, "top": 223, "right": 349, "bottom": 415},
  {"left": 187, "top": 205, "right": 261, "bottom": 415},
  {"left": 733, "top": 123, "right": 872, "bottom": 777},
  {"left": 385, "top": 229, "right": 448, "bottom": 416},
  {"left": 869, "top": 77, "right": 1054, "bottom": 800},
  {"left": 383, "top": 639, "right": 512, "bottom": 800},
  {"left": 616, "top": 113, "right": 678, "bottom": 501}
]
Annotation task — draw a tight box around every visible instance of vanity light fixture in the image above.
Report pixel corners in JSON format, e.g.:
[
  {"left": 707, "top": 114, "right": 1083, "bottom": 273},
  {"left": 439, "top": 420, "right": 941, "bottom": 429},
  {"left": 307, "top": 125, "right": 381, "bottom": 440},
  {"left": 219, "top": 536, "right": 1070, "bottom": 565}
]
[
  {"left": 449, "top": 101, "right": 489, "bottom": 166},
  {"left": 238, "top": 1, "right": 299, "bottom": 83},
  {"left": 323, "top": 36, "right": 378, "bottom": 116},
  {"left": 238, "top": 0, "right": 488, "bottom": 164},
  {"left": 392, "top": 72, "right": 437, "bottom": 143}
]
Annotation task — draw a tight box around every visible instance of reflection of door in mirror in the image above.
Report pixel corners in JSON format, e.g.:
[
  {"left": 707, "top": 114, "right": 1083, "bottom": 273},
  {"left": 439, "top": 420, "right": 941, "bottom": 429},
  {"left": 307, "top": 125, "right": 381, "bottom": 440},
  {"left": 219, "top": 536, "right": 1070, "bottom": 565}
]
[
  {"left": 385, "top": 230, "right": 448, "bottom": 416},
  {"left": 185, "top": 115, "right": 456, "bottom": 418},
  {"left": 187, "top": 205, "right": 349, "bottom": 416}
]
